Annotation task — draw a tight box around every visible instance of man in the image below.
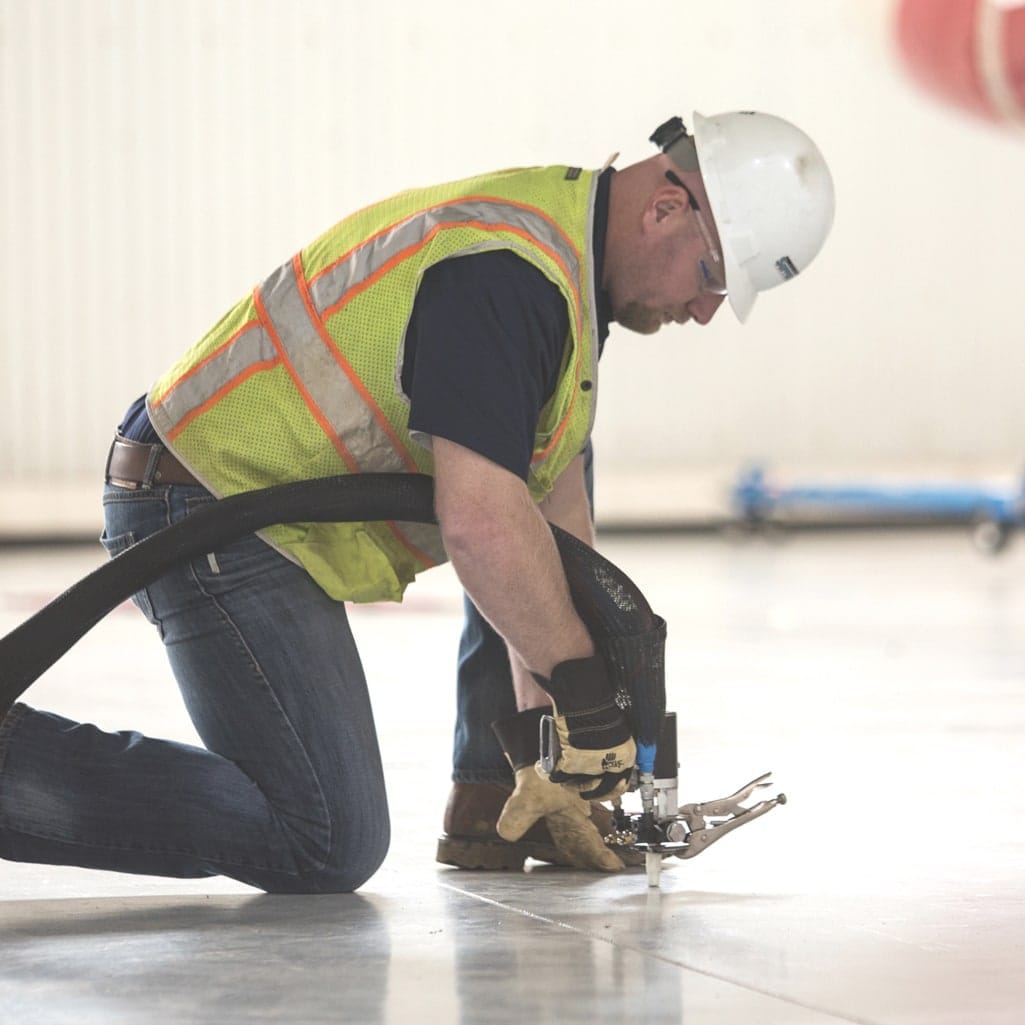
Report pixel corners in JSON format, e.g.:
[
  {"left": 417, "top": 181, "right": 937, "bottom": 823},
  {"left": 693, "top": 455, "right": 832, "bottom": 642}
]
[
  {"left": 438, "top": 111, "right": 837, "bottom": 873},
  {"left": 0, "top": 111, "right": 833, "bottom": 892}
]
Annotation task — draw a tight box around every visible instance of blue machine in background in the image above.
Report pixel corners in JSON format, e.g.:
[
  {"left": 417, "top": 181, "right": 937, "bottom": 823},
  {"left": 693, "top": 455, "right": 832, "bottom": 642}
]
[{"left": 732, "top": 465, "right": 1025, "bottom": 553}]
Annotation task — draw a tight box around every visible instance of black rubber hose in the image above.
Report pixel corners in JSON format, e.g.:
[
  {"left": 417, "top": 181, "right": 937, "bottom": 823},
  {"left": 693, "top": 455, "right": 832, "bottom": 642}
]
[
  {"left": 0, "top": 473, "right": 665, "bottom": 741},
  {"left": 549, "top": 526, "right": 667, "bottom": 750}
]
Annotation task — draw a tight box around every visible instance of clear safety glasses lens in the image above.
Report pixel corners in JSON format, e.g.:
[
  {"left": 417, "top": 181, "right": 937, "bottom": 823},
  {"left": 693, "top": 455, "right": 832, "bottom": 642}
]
[
  {"left": 665, "top": 170, "right": 728, "bottom": 297},
  {"left": 693, "top": 210, "right": 727, "bottom": 296},
  {"left": 698, "top": 256, "right": 728, "bottom": 296}
]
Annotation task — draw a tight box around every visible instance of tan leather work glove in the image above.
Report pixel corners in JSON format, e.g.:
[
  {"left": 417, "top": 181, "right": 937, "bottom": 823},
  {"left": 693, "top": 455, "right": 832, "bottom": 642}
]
[
  {"left": 498, "top": 764, "right": 624, "bottom": 872},
  {"left": 492, "top": 707, "right": 624, "bottom": 873}
]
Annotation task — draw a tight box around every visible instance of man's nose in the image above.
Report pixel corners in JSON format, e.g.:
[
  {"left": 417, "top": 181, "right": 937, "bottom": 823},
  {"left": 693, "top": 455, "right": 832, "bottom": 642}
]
[{"left": 687, "top": 292, "right": 727, "bottom": 325}]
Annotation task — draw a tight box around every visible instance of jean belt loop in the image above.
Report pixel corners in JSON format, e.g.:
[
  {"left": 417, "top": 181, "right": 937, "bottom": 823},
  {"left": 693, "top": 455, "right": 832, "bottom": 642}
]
[
  {"left": 103, "top": 438, "right": 118, "bottom": 484},
  {"left": 141, "top": 443, "right": 164, "bottom": 489}
]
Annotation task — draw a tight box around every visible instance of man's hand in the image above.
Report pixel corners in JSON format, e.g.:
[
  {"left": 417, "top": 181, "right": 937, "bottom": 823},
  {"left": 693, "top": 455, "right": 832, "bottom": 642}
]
[
  {"left": 497, "top": 765, "right": 624, "bottom": 872},
  {"left": 532, "top": 654, "right": 636, "bottom": 800},
  {"left": 491, "top": 706, "right": 624, "bottom": 872}
]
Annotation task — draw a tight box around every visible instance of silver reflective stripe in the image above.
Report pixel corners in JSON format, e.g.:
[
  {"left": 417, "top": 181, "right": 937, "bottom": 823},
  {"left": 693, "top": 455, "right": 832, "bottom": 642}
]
[
  {"left": 260, "top": 259, "right": 447, "bottom": 566},
  {"left": 152, "top": 320, "right": 277, "bottom": 434},
  {"left": 309, "top": 198, "right": 583, "bottom": 322},
  {"left": 391, "top": 521, "right": 447, "bottom": 564},
  {"left": 258, "top": 257, "right": 412, "bottom": 473}
]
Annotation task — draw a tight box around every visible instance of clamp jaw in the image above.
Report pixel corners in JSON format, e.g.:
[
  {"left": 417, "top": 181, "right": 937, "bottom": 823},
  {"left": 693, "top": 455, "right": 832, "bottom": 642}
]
[
  {"left": 602, "top": 712, "right": 787, "bottom": 886},
  {"left": 676, "top": 771, "right": 787, "bottom": 858},
  {"left": 607, "top": 770, "right": 787, "bottom": 886},
  {"left": 540, "top": 709, "right": 786, "bottom": 887}
]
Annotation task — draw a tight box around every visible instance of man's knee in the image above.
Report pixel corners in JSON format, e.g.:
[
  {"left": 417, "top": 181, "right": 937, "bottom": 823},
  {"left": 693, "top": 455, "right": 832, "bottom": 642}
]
[{"left": 286, "top": 815, "right": 391, "bottom": 894}]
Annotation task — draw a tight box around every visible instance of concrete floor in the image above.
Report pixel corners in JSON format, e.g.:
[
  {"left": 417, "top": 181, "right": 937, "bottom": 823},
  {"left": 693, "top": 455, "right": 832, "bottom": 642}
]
[{"left": 1, "top": 527, "right": 1024, "bottom": 1024}]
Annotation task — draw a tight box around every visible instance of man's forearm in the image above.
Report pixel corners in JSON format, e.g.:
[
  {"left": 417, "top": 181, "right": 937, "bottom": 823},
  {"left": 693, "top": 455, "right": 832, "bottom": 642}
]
[
  {"left": 433, "top": 439, "right": 594, "bottom": 679},
  {"left": 512, "top": 451, "right": 596, "bottom": 706}
]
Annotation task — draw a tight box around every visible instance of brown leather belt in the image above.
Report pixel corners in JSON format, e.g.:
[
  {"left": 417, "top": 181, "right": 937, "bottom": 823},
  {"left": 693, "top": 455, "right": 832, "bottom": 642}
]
[{"left": 105, "top": 436, "right": 201, "bottom": 489}]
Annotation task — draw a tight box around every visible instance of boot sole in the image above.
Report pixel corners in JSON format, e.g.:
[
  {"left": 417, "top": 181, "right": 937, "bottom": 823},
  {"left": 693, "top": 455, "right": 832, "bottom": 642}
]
[
  {"left": 436, "top": 835, "right": 574, "bottom": 870},
  {"left": 435, "top": 835, "right": 652, "bottom": 871}
]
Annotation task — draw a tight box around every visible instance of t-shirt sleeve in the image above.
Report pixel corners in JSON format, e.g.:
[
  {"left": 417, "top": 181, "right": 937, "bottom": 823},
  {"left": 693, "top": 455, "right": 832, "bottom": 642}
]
[{"left": 402, "top": 249, "right": 570, "bottom": 481}]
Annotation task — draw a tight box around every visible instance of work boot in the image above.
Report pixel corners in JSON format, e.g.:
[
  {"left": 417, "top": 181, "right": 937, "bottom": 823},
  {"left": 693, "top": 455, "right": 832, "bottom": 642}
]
[{"left": 436, "top": 780, "right": 625, "bottom": 870}]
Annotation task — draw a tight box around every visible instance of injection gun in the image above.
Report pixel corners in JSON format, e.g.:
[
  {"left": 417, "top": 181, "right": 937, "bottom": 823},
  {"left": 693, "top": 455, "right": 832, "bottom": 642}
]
[{"left": 542, "top": 711, "right": 786, "bottom": 887}]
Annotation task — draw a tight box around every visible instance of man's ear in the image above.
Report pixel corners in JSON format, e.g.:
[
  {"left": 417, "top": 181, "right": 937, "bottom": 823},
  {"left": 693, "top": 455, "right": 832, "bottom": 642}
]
[{"left": 643, "top": 186, "right": 688, "bottom": 231}]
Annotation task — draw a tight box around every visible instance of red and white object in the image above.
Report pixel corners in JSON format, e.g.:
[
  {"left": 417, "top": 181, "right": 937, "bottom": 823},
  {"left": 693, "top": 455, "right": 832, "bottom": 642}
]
[{"left": 896, "top": 0, "right": 1025, "bottom": 125}]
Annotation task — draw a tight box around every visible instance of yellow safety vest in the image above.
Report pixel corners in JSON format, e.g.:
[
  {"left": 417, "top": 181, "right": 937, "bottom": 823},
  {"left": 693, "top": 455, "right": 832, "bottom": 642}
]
[{"left": 148, "top": 166, "right": 602, "bottom": 602}]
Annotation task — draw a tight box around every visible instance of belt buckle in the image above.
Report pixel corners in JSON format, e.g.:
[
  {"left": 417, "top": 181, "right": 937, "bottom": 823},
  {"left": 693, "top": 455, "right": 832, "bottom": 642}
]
[{"left": 104, "top": 436, "right": 155, "bottom": 490}]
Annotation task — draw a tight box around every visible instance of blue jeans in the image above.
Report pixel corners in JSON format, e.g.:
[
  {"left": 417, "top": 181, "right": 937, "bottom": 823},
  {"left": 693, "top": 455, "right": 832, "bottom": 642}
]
[
  {"left": 451, "top": 443, "right": 595, "bottom": 784},
  {"left": 0, "top": 483, "right": 389, "bottom": 893}
]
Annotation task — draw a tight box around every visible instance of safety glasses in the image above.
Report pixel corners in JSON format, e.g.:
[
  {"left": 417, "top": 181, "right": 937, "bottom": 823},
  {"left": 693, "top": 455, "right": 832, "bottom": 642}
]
[{"left": 665, "top": 170, "right": 728, "bottom": 296}]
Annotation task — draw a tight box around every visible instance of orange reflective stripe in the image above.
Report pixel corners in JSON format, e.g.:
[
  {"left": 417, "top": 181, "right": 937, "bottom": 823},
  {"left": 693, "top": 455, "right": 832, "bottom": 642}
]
[
  {"left": 321, "top": 219, "right": 582, "bottom": 337},
  {"left": 150, "top": 318, "right": 279, "bottom": 440},
  {"left": 150, "top": 318, "right": 263, "bottom": 409},
  {"left": 309, "top": 194, "right": 580, "bottom": 288},
  {"left": 385, "top": 520, "right": 441, "bottom": 570},
  {"left": 165, "top": 357, "right": 280, "bottom": 443}
]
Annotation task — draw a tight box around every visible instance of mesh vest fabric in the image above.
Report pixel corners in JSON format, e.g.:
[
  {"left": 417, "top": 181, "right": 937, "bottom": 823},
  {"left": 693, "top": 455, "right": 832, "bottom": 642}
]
[{"left": 148, "top": 166, "right": 602, "bottom": 602}]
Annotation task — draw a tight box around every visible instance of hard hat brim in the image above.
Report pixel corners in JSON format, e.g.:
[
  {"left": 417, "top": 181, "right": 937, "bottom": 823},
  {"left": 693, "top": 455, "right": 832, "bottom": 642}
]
[
  {"left": 725, "top": 266, "right": 756, "bottom": 323},
  {"left": 692, "top": 111, "right": 754, "bottom": 324}
]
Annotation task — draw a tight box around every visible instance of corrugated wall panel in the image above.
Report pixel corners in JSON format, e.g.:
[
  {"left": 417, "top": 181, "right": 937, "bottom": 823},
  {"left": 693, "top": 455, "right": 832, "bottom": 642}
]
[
  {"left": 4, "top": 0, "right": 1025, "bottom": 535},
  {"left": 0, "top": 1, "right": 374, "bottom": 486}
]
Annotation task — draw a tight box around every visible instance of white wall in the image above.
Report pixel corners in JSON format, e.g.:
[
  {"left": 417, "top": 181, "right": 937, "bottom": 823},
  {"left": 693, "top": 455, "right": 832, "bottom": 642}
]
[{"left": 2, "top": 0, "right": 1024, "bottom": 527}]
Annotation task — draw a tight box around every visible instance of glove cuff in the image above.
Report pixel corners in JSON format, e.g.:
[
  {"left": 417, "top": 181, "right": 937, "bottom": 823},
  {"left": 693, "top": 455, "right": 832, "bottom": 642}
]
[
  {"left": 531, "top": 653, "right": 615, "bottom": 713},
  {"left": 491, "top": 706, "right": 553, "bottom": 771}
]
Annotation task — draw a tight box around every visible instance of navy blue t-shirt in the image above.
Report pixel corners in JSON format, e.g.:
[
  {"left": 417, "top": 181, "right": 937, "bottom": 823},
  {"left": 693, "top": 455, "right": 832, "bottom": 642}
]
[
  {"left": 402, "top": 250, "right": 568, "bottom": 480},
  {"left": 120, "top": 169, "right": 612, "bottom": 481}
]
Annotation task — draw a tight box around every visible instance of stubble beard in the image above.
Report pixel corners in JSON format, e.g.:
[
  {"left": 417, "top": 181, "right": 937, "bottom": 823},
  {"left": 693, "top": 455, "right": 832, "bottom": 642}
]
[{"left": 612, "top": 302, "right": 662, "bottom": 336}]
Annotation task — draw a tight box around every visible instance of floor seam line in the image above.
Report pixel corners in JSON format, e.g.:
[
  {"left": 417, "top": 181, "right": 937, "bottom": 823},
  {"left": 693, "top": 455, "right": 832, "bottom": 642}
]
[{"left": 438, "top": 880, "right": 879, "bottom": 1025}]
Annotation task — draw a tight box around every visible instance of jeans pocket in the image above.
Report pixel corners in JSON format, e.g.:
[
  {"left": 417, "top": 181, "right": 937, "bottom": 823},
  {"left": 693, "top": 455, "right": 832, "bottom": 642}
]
[
  {"left": 99, "top": 527, "right": 159, "bottom": 626},
  {"left": 182, "top": 493, "right": 289, "bottom": 595}
]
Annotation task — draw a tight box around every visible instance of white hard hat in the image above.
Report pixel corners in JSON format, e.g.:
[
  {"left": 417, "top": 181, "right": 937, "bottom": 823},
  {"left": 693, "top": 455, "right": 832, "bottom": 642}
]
[{"left": 655, "top": 112, "right": 836, "bottom": 322}]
